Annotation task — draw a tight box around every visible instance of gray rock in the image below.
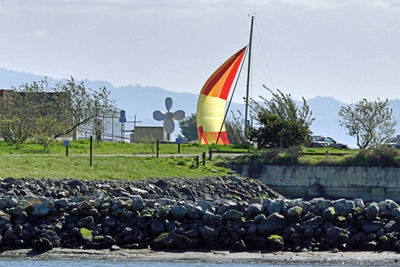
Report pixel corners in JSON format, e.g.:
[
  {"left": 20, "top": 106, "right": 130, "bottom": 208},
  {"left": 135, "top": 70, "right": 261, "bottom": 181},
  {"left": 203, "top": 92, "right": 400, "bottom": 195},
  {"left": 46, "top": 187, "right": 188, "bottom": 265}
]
[
  {"left": 172, "top": 234, "right": 193, "bottom": 249},
  {"left": 157, "top": 198, "right": 176, "bottom": 206},
  {"left": 326, "top": 226, "right": 349, "bottom": 242},
  {"left": 246, "top": 203, "right": 262, "bottom": 219},
  {"left": 386, "top": 199, "right": 399, "bottom": 211},
  {"left": 32, "top": 200, "right": 54, "bottom": 216},
  {"left": 358, "top": 220, "right": 384, "bottom": 233},
  {"left": 322, "top": 207, "right": 335, "bottom": 221},
  {"left": 197, "top": 200, "right": 212, "bottom": 211},
  {"left": 332, "top": 199, "right": 355, "bottom": 216},
  {"left": 188, "top": 206, "right": 203, "bottom": 220},
  {"left": 131, "top": 195, "right": 144, "bottom": 211},
  {"left": 151, "top": 220, "right": 165, "bottom": 235},
  {"left": 365, "top": 202, "right": 379, "bottom": 220},
  {"left": 267, "top": 234, "right": 284, "bottom": 251},
  {"left": 287, "top": 206, "right": 302, "bottom": 221},
  {"left": 392, "top": 207, "right": 400, "bottom": 219},
  {"left": 222, "top": 209, "right": 242, "bottom": 221},
  {"left": 198, "top": 225, "right": 215, "bottom": 240},
  {"left": 267, "top": 199, "right": 283, "bottom": 215},
  {"left": 354, "top": 198, "right": 365, "bottom": 208},
  {"left": 203, "top": 210, "right": 222, "bottom": 226},
  {"left": 257, "top": 213, "right": 286, "bottom": 235},
  {"left": 54, "top": 198, "right": 68, "bottom": 208},
  {"left": 254, "top": 213, "right": 267, "bottom": 223},
  {"left": 312, "top": 198, "right": 332, "bottom": 214},
  {"left": 217, "top": 201, "right": 237, "bottom": 215},
  {"left": 155, "top": 206, "right": 170, "bottom": 219},
  {"left": 300, "top": 216, "right": 324, "bottom": 229},
  {"left": 383, "top": 220, "right": 396, "bottom": 233},
  {"left": 170, "top": 205, "right": 188, "bottom": 221}
]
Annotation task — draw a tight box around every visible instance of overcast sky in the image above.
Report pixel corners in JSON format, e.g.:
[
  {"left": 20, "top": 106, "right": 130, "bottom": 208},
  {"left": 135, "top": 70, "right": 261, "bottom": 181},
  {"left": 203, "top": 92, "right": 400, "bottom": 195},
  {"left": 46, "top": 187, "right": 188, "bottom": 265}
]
[{"left": 1, "top": 0, "right": 400, "bottom": 103}]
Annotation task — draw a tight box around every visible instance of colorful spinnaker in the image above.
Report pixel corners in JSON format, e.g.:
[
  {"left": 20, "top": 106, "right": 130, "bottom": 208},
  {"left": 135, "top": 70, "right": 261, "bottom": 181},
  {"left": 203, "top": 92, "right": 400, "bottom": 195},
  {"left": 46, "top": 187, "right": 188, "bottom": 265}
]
[{"left": 196, "top": 47, "right": 247, "bottom": 144}]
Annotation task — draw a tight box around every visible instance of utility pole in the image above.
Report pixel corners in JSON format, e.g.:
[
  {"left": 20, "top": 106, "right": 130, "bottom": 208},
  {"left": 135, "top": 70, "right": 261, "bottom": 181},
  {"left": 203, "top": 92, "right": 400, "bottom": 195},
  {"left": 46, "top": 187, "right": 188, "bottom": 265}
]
[{"left": 244, "top": 15, "right": 254, "bottom": 137}]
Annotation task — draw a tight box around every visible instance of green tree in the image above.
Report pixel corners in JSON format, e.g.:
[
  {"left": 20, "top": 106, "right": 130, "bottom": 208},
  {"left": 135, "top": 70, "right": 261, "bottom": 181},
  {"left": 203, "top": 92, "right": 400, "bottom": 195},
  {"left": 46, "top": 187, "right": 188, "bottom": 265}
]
[
  {"left": 0, "top": 90, "right": 34, "bottom": 148},
  {"left": 179, "top": 113, "right": 198, "bottom": 141},
  {"left": 226, "top": 110, "right": 247, "bottom": 145},
  {"left": 248, "top": 86, "right": 314, "bottom": 149},
  {"left": 0, "top": 78, "right": 112, "bottom": 150},
  {"left": 338, "top": 98, "right": 396, "bottom": 149}
]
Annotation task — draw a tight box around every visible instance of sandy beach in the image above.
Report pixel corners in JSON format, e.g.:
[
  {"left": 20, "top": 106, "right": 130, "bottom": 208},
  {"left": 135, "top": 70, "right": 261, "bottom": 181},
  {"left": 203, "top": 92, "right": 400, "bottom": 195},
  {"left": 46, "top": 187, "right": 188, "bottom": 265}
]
[{"left": 1, "top": 249, "right": 400, "bottom": 266}]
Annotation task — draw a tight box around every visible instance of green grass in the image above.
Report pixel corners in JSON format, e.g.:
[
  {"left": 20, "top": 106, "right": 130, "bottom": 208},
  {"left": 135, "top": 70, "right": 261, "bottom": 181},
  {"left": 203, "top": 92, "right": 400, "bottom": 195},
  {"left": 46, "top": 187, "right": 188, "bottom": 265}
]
[
  {"left": 0, "top": 140, "right": 252, "bottom": 155},
  {"left": 0, "top": 154, "right": 230, "bottom": 179}
]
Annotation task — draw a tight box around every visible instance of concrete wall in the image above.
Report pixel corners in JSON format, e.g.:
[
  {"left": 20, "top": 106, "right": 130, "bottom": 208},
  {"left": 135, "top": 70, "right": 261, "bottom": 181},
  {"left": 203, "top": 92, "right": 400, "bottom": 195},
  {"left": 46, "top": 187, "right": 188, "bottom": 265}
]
[{"left": 232, "top": 164, "right": 400, "bottom": 202}]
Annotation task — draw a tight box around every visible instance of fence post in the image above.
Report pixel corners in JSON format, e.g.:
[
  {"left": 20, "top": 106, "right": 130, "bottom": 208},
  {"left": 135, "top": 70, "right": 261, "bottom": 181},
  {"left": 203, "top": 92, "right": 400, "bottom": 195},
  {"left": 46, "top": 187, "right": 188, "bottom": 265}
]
[
  {"left": 195, "top": 156, "right": 199, "bottom": 168},
  {"left": 178, "top": 143, "right": 181, "bottom": 153},
  {"left": 208, "top": 148, "right": 212, "bottom": 160},
  {"left": 156, "top": 139, "right": 159, "bottom": 158},
  {"left": 66, "top": 146, "right": 69, "bottom": 156},
  {"left": 202, "top": 152, "right": 206, "bottom": 166},
  {"left": 90, "top": 135, "right": 93, "bottom": 166}
]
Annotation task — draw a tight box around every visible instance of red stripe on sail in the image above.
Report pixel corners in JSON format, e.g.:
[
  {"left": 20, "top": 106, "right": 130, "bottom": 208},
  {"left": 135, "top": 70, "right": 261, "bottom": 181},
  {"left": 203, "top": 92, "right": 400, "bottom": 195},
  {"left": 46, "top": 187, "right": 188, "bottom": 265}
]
[{"left": 201, "top": 47, "right": 247, "bottom": 98}]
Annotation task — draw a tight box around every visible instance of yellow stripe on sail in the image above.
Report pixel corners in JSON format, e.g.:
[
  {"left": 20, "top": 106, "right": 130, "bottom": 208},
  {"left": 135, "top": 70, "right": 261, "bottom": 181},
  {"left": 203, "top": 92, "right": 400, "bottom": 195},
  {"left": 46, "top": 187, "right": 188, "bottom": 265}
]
[{"left": 197, "top": 94, "right": 227, "bottom": 133}]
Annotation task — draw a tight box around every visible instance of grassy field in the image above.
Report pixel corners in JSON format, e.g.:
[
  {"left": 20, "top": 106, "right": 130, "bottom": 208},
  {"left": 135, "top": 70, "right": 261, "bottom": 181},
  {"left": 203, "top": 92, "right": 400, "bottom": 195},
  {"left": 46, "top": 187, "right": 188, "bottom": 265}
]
[
  {"left": 0, "top": 154, "right": 230, "bottom": 180},
  {"left": 0, "top": 140, "right": 253, "bottom": 155}
]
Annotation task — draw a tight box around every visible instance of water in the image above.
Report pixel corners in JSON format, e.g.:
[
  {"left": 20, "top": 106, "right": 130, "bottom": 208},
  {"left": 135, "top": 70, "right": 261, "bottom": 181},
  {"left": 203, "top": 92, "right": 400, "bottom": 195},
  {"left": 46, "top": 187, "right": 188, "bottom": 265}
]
[{"left": 0, "top": 260, "right": 378, "bottom": 267}]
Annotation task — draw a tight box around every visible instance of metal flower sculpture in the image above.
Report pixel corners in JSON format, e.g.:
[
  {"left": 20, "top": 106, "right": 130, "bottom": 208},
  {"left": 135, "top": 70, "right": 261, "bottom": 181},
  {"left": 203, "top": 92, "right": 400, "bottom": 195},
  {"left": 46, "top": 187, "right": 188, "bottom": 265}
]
[{"left": 153, "top": 97, "right": 185, "bottom": 135}]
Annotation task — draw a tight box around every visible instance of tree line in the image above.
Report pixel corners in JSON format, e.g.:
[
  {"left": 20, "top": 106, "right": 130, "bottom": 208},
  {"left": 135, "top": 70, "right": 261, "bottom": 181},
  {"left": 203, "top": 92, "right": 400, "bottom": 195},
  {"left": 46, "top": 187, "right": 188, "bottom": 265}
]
[{"left": 179, "top": 86, "right": 397, "bottom": 150}]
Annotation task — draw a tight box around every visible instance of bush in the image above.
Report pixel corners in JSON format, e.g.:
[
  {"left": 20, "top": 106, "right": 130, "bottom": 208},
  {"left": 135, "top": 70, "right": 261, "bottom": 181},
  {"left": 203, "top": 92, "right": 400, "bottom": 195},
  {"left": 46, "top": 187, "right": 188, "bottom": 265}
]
[{"left": 345, "top": 146, "right": 399, "bottom": 167}]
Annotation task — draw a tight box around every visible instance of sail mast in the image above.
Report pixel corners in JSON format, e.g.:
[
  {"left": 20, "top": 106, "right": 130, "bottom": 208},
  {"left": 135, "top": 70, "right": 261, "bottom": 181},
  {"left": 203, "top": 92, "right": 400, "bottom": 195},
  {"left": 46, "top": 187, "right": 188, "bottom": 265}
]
[{"left": 244, "top": 15, "right": 254, "bottom": 136}]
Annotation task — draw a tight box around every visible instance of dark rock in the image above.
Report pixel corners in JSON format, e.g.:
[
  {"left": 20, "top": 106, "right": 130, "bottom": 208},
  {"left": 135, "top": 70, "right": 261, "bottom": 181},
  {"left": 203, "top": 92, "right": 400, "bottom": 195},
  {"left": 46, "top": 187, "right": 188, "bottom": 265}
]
[
  {"left": 203, "top": 211, "right": 222, "bottom": 227},
  {"left": 231, "top": 239, "right": 247, "bottom": 251},
  {"left": 332, "top": 199, "right": 355, "bottom": 216},
  {"left": 172, "top": 234, "right": 192, "bottom": 249},
  {"left": 222, "top": 209, "right": 242, "bottom": 221},
  {"left": 365, "top": 203, "right": 379, "bottom": 220},
  {"left": 198, "top": 225, "right": 215, "bottom": 241},
  {"left": 33, "top": 238, "right": 53, "bottom": 252},
  {"left": 358, "top": 220, "right": 384, "bottom": 234},
  {"left": 246, "top": 203, "right": 262, "bottom": 219},
  {"left": 131, "top": 195, "right": 144, "bottom": 211},
  {"left": 170, "top": 205, "right": 188, "bottom": 221},
  {"left": 257, "top": 213, "right": 286, "bottom": 235},
  {"left": 151, "top": 220, "right": 165, "bottom": 235},
  {"left": 267, "top": 234, "right": 284, "bottom": 251}
]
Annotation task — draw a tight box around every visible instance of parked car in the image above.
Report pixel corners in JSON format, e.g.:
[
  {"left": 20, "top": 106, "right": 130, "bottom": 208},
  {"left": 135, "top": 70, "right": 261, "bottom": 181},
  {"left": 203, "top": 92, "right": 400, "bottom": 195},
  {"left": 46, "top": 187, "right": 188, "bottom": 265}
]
[
  {"left": 385, "top": 137, "right": 400, "bottom": 149},
  {"left": 309, "top": 135, "right": 348, "bottom": 149}
]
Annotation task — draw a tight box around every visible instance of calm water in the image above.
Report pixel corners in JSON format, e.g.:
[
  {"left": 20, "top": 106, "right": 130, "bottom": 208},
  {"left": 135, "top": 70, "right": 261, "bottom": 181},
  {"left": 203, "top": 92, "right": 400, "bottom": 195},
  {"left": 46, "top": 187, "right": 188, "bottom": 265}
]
[{"left": 0, "top": 260, "right": 378, "bottom": 267}]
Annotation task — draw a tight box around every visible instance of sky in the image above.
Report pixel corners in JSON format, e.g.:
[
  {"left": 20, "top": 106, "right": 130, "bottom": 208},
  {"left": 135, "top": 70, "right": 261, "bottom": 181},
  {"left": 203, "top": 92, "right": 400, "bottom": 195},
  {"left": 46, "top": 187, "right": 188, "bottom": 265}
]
[{"left": 1, "top": 0, "right": 400, "bottom": 103}]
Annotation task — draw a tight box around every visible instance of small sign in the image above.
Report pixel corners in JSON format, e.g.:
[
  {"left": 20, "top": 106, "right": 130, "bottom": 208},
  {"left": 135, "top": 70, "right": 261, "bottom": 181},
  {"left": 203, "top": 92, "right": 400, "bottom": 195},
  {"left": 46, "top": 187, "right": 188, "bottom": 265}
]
[
  {"left": 175, "top": 137, "right": 183, "bottom": 144},
  {"left": 119, "top": 110, "right": 126, "bottom": 123},
  {"left": 64, "top": 140, "right": 70, "bottom": 147}
]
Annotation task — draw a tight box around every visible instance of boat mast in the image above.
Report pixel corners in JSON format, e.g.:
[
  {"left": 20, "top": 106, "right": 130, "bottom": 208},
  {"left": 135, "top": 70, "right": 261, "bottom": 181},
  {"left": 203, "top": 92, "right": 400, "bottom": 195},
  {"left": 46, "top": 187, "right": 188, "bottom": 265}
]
[{"left": 244, "top": 16, "right": 254, "bottom": 137}]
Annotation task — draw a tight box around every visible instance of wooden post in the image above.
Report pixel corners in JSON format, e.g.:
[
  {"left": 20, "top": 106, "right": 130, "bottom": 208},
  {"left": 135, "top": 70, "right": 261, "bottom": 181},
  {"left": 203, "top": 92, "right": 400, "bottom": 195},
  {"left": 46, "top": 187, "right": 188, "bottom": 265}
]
[
  {"left": 66, "top": 146, "right": 69, "bottom": 156},
  {"left": 178, "top": 143, "right": 181, "bottom": 153},
  {"left": 195, "top": 156, "right": 199, "bottom": 168},
  {"left": 156, "top": 139, "right": 159, "bottom": 158},
  {"left": 208, "top": 148, "right": 212, "bottom": 160},
  {"left": 202, "top": 152, "right": 206, "bottom": 166},
  {"left": 90, "top": 135, "right": 93, "bottom": 166}
]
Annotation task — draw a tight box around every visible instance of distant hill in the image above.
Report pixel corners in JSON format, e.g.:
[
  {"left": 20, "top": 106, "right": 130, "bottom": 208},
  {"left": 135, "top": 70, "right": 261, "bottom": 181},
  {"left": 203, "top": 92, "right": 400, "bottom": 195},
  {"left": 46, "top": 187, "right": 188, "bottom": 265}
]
[{"left": 1, "top": 67, "right": 400, "bottom": 148}]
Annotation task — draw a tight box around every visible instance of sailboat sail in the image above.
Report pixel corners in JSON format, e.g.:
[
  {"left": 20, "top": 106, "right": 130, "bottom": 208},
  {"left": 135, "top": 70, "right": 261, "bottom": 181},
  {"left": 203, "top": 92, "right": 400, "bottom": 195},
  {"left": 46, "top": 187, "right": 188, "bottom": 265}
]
[{"left": 196, "top": 46, "right": 247, "bottom": 144}]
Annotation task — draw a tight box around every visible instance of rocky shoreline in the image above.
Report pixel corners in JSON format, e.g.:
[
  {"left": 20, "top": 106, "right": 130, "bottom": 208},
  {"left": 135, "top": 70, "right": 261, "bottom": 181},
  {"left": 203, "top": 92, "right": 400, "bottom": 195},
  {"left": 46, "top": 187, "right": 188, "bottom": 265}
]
[{"left": 0, "top": 176, "right": 399, "bottom": 254}]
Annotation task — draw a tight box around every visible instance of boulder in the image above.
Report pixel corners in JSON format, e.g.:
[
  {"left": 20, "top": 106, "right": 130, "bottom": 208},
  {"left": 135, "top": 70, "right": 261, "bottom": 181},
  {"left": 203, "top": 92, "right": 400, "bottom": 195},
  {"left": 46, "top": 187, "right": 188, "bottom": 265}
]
[
  {"left": 267, "top": 199, "right": 283, "bottom": 215},
  {"left": 33, "top": 238, "right": 53, "bottom": 252},
  {"left": 131, "top": 195, "right": 144, "bottom": 211},
  {"left": 358, "top": 220, "right": 384, "bottom": 234},
  {"left": 287, "top": 206, "right": 302, "bottom": 221},
  {"left": 257, "top": 213, "right": 286, "bottom": 235},
  {"left": 267, "top": 234, "right": 284, "bottom": 251},
  {"left": 322, "top": 207, "right": 335, "bottom": 221},
  {"left": 170, "top": 205, "right": 188, "bottom": 221},
  {"left": 246, "top": 203, "right": 262, "bottom": 219},
  {"left": 222, "top": 209, "right": 242, "bottom": 221},
  {"left": 32, "top": 199, "right": 54, "bottom": 217},
  {"left": 332, "top": 199, "right": 354, "bottom": 216},
  {"left": 203, "top": 210, "right": 222, "bottom": 226},
  {"left": 365, "top": 203, "right": 379, "bottom": 220}
]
